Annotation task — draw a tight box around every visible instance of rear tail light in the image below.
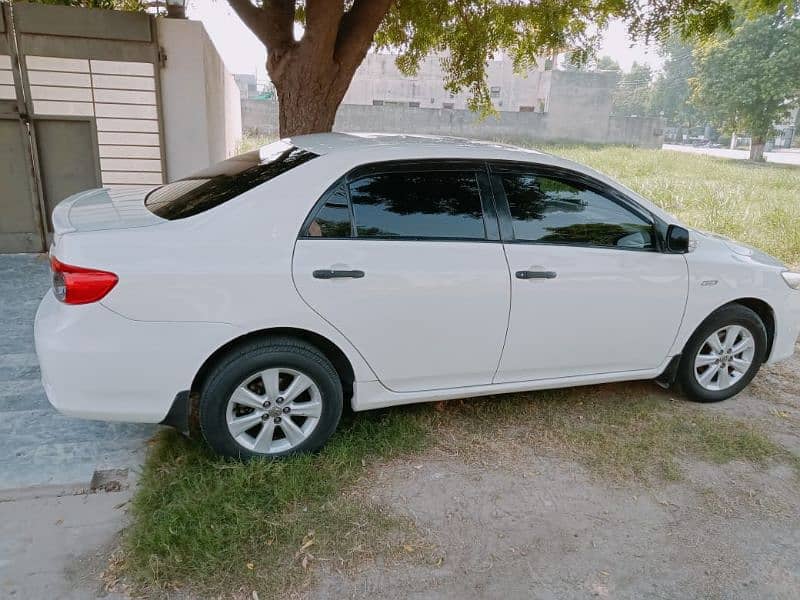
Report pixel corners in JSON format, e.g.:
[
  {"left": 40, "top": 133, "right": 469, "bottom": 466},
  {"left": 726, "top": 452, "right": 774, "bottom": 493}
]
[{"left": 50, "top": 256, "right": 118, "bottom": 305}]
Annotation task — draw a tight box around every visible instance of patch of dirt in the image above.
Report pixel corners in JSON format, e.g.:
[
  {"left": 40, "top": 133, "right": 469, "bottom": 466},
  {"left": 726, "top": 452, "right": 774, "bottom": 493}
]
[
  {"left": 311, "top": 349, "right": 800, "bottom": 600},
  {"left": 726, "top": 347, "right": 800, "bottom": 454},
  {"left": 314, "top": 454, "right": 800, "bottom": 600}
]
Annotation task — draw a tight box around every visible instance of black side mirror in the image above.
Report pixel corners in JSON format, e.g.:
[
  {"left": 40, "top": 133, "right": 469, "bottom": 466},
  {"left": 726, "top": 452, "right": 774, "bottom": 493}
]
[{"left": 666, "top": 224, "right": 690, "bottom": 253}]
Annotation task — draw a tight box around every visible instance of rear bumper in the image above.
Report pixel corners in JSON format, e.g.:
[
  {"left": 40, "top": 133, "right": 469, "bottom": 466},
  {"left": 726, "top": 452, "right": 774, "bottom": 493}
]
[{"left": 34, "top": 291, "right": 237, "bottom": 423}]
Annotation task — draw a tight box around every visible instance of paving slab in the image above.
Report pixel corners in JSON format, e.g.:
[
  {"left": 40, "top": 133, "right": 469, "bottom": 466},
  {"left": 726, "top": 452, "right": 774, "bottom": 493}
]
[
  {"left": 0, "top": 254, "right": 155, "bottom": 490},
  {"left": 0, "top": 485, "right": 133, "bottom": 599}
]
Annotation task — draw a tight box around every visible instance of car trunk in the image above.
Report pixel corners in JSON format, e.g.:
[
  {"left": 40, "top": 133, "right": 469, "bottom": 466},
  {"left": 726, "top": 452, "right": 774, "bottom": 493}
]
[{"left": 51, "top": 186, "right": 165, "bottom": 240}]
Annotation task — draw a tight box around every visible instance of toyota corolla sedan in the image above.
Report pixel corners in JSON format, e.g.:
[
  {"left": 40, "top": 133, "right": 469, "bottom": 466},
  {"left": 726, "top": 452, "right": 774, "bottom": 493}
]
[{"left": 35, "top": 133, "right": 800, "bottom": 458}]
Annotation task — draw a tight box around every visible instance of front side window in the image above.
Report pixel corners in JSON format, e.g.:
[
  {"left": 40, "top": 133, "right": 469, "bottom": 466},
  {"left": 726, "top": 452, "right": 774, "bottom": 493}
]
[
  {"left": 145, "top": 141, "right": 317, "bottom": 220},
  {"left": 347, "top": 171, "right": 486, "bottom": 240},
  {"left": 500, "top": 173, "right": 655, "bottom": 249}
]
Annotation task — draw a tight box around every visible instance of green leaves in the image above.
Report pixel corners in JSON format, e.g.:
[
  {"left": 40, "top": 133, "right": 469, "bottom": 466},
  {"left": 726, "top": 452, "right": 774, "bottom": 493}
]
[
  {"left": 690, "top": 13, "right": 800, "bottom": 140},
  {"left": 371, "top": 0, "right": 766, "bottom": 116},
  {"left": 612, "top": 62, "right": 654, "bottom": 117},
  {"left": 232, "top": 0, "right": 791, "bottom": 129}
]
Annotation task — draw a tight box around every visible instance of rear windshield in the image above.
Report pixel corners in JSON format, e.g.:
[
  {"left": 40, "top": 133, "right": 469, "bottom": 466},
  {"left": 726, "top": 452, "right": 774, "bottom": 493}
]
[{"left": 145, "top": 141, "right": 317, "bottom": 220}]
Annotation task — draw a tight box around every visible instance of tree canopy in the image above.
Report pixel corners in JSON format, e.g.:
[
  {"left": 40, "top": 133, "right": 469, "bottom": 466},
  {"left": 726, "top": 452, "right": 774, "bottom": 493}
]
[
  {"left": 690, "top": 9, "right": 800, "bottom": 159},
  {"left": 23, "top": 0, "right": 145, "bottom": 10},
  {"left": 226, "top": 0, "right": 785, "bottom": 136},
  {"left": 612, "top": 62, "right": 654, "bottom": 117},
  {"left": 650, "top": 38, "right": 701, "bottom": 128}
]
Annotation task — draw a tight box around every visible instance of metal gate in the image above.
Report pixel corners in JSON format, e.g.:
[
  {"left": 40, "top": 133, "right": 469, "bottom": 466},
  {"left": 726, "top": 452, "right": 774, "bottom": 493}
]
[{"left": 0, "top": 2, "right": 166, "bottom": 253}]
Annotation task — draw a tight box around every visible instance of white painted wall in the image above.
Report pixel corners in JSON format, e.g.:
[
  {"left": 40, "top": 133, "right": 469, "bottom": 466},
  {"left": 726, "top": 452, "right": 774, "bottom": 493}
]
[
  {"left": 343, "top": 52, "right": 552, "bottom": 112},
  {"left": 158, "top": 18, "right": 242, "bottom": 181},
  {"left": 22, "top": 55, "right": 165, "bottom": 188}
]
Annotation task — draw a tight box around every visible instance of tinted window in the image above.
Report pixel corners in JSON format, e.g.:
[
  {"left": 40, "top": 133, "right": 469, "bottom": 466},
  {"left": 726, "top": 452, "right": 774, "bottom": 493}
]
[
  {"left": 306, "top": 184, "right": 352, "bottom": 237},
  {"left": 145, "top": 141, "right": 317, "bottom": 220},
  {"left": 501, "top": 173, "right": 654, "bottom": 249},
  {"left": 348, "top": 171, "right": 486, "bottom": 239}
]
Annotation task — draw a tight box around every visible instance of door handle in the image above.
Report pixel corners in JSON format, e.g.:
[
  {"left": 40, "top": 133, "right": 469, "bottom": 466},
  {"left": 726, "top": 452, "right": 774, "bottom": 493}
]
[
  {"left": 515, "top": 270, "right": 557, "bottom": 280},
  {"left": 313, "top": 269, "right": 365, "bottom": 279}
]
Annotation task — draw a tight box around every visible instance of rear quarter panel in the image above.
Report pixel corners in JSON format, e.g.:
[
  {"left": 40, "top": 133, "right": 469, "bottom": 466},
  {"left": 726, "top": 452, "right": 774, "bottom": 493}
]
[{"left": 54, "top": 156, "right": 379, "bottom": 383}]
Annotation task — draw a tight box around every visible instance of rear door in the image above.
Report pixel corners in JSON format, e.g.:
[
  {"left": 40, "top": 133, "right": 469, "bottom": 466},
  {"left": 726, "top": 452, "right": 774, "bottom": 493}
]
[
  {"left": 292, "top": 161, "right": 511, "bottom": 393},
  {"left": 491, "top": 164, "right": 688, "bottom": 383}
]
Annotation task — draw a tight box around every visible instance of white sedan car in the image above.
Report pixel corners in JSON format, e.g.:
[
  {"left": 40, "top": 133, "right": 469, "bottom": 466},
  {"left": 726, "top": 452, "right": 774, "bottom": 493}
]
[{"left": 35, "top": 134, "right": 800, "bottom": 458}]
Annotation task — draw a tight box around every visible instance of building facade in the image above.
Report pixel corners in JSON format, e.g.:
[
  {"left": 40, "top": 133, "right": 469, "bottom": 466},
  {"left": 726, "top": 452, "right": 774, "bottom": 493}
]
[
  {"left": 343, "top": 52, "right": 553, "bottom": 113},
  {"left": 0, "top": 2, "right": 241, "bottom": 253}
]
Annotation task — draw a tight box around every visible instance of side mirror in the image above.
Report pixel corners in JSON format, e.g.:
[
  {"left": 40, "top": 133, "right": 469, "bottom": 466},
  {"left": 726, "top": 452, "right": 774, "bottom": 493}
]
[{"left": 666, "top": 224, "right": 690, "bottom": 253}]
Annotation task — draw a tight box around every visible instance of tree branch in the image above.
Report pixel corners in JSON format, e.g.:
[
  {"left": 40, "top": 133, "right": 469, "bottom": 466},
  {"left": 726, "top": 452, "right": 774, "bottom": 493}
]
[
  {"left": 227, "top": 0, "right": 267, "bottom": 40},
  {"left": 227, "top": 0, "right": 296, "bottom": 52},
  {"left": 334, "top": 0, "right": 394, "bottom": 70},
  {"left": 305, "top": 0, "right": 344, "bottom": 54}
]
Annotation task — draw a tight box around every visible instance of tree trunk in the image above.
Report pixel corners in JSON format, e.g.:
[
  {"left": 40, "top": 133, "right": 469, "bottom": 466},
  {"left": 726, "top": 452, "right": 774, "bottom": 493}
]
[
  {"left": 276, "top": 82, "right": 340, "bottom": 137},
  {"left": 273, "top": 60, "right": 348, "bottom": 137},
  {"left": 227, "top": 0, "right": 394, "bottom": 138},
  {"left": 749, "top": 135, "right": 766, "bottom": 162}
]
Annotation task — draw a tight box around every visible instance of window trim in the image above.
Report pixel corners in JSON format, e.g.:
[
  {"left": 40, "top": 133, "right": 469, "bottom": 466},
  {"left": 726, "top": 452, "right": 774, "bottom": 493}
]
[
  {"left": 487, "top": 161, "right": 662, "bottom": 253},
  {"left": 298, "top": 160, "right": 502, "bottom": 242}
]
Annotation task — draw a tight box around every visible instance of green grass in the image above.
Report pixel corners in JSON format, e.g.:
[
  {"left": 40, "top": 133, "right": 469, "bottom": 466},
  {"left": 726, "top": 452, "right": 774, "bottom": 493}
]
[
  {"left": 122, "top": 411, "right": 430, "bottom": 597},
  {"left": 120, "top": 144, "right": 800, "bottom": 597},
  {"left": 428, "top": 384, "right": 799, "bottom": 483}
]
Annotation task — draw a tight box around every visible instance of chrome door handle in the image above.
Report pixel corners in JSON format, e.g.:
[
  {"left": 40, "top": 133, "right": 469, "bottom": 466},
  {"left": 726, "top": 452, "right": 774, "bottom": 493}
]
[
  {"left": 313, "top": 269, "right": 365, "bottom": 279},
  {"left": 515, "top": 270, "right": 557, "bottom": 280}
]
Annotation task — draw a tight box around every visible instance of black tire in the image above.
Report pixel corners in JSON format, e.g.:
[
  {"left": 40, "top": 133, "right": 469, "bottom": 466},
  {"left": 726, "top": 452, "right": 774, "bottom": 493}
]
[
  {"left": 198, "top": 336, "right": 343, "bottom": 459},
  {"left": 676, "top": 304, "right": 767, "bottom": 403}
]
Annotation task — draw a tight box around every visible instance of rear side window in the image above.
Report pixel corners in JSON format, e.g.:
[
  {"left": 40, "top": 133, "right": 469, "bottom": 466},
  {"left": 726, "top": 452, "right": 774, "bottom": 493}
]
[
  {"left": 500, "top": 173, "right": 655, "bottom": 249},
  {"left": 347, "top": 171, "right": 486, "bottom": 239},
  {"left": 145, "top": 141, "right": 317, "bottom": 220},
  {"left": 306, "top": 184, "right": 353, "bottom": 237}
]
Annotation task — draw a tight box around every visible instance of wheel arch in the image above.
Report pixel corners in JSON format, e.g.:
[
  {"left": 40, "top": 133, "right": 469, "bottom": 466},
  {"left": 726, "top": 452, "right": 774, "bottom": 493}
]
[
  {"left": 186, "top": 327, "right": 356, "bottom": 432},
  {"left": 191, "top": 327, "right": 356, "bottom": 400},
  {"left": 729, "top": 297, "right": 775, "bottom": 360},
  {"left": 688, "top": 297, "right": 776, "bottom": 360}
]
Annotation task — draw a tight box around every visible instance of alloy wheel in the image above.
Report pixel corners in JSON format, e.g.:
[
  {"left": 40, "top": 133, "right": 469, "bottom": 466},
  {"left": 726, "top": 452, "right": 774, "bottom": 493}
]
[
  {"left": 225, "top": 367, "right": 322, "bottom": 454},
  {"left": 693, "top": 325, "right": 756, "bottom": 391}
]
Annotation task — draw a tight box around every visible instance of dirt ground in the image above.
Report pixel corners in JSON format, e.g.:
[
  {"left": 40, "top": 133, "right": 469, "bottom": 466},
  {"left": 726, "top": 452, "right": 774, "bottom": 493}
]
[{"left": 311, "top": 350, "right": 800, "bottom": 600}]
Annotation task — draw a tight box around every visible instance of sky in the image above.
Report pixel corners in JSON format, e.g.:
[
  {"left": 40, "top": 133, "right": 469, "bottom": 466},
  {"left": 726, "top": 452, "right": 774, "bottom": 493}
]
[{"left": 187, "top": 0, "right": 664, "bottom": 85}]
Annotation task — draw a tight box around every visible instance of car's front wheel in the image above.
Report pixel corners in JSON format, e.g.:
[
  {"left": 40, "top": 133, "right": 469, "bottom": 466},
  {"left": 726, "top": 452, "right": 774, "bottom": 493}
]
[
  {"left": 198, "top": 337, "right": 343, "bottom": 459},
  {"left": 676, "top": 304, "right": 768, "bottom": 403}
]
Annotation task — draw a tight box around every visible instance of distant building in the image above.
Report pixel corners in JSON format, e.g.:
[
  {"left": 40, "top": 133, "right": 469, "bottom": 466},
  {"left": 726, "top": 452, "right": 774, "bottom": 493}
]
[
  {"left": 234, "top": 73, "right": 258, "bottom": 100},
  {"left": 773, "top": 107, "right": 797, "bottom": 149},
  {"left": 343, "top": 52, "right": 554, "bottom": 113}
]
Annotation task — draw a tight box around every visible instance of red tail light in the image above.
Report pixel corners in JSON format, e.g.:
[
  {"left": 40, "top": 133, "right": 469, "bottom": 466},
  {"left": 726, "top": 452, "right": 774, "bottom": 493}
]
[{"left": 50, "top": 256, "right": 118, "bottom": 305}]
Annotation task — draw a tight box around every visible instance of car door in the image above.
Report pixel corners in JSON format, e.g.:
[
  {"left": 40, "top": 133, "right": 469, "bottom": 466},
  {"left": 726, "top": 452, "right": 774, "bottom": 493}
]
[
  {"left": 292, "top": 161, "right": 511, "bottom": 393},
  {"left": 491, "top": 164, "right": 689, "bottom": 383}
]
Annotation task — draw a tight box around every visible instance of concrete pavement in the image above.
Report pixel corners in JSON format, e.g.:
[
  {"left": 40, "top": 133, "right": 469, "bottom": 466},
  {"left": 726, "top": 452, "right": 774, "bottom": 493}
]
[
  {"left": 0, "top": 485, "right": 132, "bottom": 599},
  {"left": 664, "top": 143, "right": 800, "bottom": 166},
  {"left": 0, "top": 253, "right": 157, "bottom": 598},
  {"left": 0, "top": 253, "right": 155, "bottom": 490}
]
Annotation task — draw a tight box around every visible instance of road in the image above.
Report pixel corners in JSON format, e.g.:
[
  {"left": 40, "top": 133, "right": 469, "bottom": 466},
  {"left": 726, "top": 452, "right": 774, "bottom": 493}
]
[{"left": 664, "top": 143, "right": 800, "bottom": 166}]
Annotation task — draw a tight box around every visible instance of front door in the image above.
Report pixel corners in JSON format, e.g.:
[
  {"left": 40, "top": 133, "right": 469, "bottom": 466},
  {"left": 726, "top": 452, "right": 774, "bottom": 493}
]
[
  {"left": 292, "top": 163, "right": 511, "bottom": 393},
  {"left": 491, "top": 166, "right": 688, "bottom": 383}
]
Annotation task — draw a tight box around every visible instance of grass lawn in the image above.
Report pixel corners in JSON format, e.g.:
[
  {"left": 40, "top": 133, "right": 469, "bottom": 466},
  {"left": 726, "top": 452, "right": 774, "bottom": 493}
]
[{"left": 119, "top": 146, "right": 800, "bottom": 598}]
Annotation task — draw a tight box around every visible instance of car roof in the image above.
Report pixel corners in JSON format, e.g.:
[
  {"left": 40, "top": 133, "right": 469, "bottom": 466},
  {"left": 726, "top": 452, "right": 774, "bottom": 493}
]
[{"left": 287, "top": 132, "right": 549, "bottom": 162}]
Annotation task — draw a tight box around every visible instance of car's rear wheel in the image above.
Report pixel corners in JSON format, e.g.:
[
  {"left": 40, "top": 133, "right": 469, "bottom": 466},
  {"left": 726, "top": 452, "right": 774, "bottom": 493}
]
[
  {"left": 199, "top": 337, "right": 343, "bottom": 459},
  {"left": 676, "top": 304, "right": 767, "bottom": 403}
]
